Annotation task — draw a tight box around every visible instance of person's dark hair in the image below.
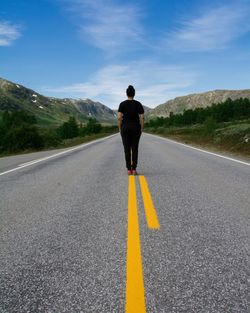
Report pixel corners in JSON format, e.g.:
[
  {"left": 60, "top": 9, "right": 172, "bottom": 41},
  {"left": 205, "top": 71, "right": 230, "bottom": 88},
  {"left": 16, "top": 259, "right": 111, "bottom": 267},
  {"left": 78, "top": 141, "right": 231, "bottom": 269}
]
[{"left": 126, "top": 85, "right": 135, "bottom": 98}]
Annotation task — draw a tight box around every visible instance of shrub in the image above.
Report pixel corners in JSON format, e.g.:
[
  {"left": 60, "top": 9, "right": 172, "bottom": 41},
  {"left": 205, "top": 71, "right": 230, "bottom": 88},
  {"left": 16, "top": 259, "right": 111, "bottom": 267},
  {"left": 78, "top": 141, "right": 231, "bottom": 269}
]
[{"left": 2, "top": 125, "right": 44, "bottom": 152}]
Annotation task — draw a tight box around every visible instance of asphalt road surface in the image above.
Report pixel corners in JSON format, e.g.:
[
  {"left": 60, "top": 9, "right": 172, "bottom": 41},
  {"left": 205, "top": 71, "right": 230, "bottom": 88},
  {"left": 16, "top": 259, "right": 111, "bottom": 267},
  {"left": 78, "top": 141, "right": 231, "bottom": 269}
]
[{"left": 0, "top": 133, "right": 249, "bottom": 313}]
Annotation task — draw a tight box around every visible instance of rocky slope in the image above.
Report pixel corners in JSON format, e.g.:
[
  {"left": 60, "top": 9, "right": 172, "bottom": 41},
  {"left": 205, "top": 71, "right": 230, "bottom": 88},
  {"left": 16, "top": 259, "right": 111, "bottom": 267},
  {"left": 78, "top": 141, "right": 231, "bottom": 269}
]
[{"left": 147, "top": 89, "right": 250, "bottom": 118}]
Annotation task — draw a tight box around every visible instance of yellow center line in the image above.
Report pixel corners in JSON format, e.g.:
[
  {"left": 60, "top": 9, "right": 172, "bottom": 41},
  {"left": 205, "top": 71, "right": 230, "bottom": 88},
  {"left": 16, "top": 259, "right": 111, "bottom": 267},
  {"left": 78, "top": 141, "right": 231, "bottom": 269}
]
[
  {"left": 139, "top": 175, "right": 160, "bottom": 229},
  {"left": 126, "top": 176, "right": 146, "bottom": 313}
]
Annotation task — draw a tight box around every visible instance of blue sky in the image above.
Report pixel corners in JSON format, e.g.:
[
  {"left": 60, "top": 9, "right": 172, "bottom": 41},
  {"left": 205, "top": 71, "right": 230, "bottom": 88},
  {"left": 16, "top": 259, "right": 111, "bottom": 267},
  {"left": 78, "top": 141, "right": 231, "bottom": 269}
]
[{"left": 1, "top": 0, "right": 250, "bottom": 108}]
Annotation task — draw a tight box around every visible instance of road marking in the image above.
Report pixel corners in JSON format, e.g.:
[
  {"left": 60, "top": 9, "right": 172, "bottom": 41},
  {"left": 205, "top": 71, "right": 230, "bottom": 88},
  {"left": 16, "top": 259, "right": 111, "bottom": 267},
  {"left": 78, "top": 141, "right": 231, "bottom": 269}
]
[
  {"left": 146, "top": 133, "right": 250, "bottom": 166},
  {"left": 18, "top": 157, "right": 53, "bottom": 167},
  {"left": 139, "top": 175, "right": 160, "bottom": 229},
  {"left": 126, "top": 176, "right": 146, "bottom": 313},
  {"left": 0, "top": 134, "right": 117, "bottom": 177}
]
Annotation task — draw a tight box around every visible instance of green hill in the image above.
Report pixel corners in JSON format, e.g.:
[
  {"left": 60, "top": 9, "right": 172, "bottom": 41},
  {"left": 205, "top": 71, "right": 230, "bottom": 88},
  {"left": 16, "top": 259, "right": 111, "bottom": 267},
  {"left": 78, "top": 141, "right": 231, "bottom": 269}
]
[{"left": 0, "top": 78, "right": 117, "bottom": 127}]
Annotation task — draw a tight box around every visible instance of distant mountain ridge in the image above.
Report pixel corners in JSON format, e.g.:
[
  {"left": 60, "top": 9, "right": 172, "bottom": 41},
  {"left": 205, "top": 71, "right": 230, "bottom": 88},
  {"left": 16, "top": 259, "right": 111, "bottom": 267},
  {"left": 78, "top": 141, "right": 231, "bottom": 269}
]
[
  {"left": 65, "top": 98, "right": 117, "bottom": 121},
  {"left": 147, "top": 89, "right": 250, "bottom": 119},
  {"left": 0, "top": 78, "right": 117, "bottom": 125}
]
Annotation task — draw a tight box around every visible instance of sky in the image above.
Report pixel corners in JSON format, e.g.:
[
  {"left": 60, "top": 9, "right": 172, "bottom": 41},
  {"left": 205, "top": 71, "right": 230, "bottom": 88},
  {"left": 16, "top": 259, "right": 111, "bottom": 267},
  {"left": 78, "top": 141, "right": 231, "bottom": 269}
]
[{"left": 1, "top": 0, "right": 250, "bottom": 108}]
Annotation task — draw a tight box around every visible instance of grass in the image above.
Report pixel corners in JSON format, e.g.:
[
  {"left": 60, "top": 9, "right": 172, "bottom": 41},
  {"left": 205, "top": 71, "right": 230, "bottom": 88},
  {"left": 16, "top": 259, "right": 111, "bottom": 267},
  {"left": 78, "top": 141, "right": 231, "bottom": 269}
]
[{"left": 145, "top": 119, "right": 250, "bottom": 160}]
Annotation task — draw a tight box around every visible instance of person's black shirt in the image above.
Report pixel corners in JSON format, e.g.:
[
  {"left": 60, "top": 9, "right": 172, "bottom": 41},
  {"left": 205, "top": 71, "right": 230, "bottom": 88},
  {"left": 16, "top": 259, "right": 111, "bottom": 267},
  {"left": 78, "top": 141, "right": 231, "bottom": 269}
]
[{"left": 118, "top": 100, "right": 144, "bottom": 128}]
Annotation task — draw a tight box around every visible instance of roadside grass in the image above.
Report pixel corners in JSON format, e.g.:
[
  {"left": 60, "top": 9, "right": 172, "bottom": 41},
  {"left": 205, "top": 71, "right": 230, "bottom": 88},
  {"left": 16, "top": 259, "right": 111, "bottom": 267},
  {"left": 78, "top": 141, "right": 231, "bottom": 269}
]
[{"left": 145, "top": 119, "right": 250, "bottom": 159}]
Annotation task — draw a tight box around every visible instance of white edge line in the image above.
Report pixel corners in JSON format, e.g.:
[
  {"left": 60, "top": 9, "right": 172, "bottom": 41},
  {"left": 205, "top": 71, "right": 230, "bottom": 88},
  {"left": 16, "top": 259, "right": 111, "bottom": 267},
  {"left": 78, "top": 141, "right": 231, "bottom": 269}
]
[
  {"left": 0, "top": 134, "right": 117, "bottom": 177},
  {"left": 146, "top": 133, "right": 250, "bottom": 166}
]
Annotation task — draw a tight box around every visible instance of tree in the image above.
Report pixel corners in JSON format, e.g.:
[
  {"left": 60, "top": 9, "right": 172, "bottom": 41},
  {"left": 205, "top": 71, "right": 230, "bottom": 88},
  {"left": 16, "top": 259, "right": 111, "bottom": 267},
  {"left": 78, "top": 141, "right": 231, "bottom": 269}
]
[
  {"left": 203, "top": 116, "right": 217, "bottom": 136},
  {"left": 0, "top": 110, "right": 43, "bottom": 152},
  {"left": 58, "top": 116, "right": 79, "bottom": 139},
  {"left": 2, "top": 125, "right": 43, "bottom": 151},
  {"left": 81, "top": 118, "right": 102, "bottom": 135}
]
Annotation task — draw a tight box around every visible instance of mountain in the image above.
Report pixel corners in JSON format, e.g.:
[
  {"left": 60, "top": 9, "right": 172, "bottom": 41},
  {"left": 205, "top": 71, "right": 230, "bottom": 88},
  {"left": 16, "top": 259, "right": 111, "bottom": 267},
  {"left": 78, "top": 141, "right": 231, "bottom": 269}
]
[
  {"left": 59, "top": 98, "right": 117, "bottom": 123},
  {"left": 0, "top": 78, "right": 117, "bottom": 125},
  {"left": 142, "top": 105, "right": 152, "bottom": 114},
  {"left": 147, "top": 89, "right": 250, "bottom": 119}
]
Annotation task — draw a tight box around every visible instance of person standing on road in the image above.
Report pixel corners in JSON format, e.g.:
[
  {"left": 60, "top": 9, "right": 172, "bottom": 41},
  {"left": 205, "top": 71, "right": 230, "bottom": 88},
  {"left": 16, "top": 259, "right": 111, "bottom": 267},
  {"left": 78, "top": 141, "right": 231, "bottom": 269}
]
[{"left": 118, "top": 85, "right": 144, "bottom": 175}]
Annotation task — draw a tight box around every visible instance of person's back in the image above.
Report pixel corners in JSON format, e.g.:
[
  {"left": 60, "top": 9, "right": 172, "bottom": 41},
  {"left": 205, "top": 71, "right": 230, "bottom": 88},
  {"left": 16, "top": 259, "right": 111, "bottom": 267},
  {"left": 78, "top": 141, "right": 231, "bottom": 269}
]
[
  {"left": 118, "top": 85, "right": 144, "bottom": 175},
  {"left": 119, "top": 99, "right": 143, "bottom": 129}
]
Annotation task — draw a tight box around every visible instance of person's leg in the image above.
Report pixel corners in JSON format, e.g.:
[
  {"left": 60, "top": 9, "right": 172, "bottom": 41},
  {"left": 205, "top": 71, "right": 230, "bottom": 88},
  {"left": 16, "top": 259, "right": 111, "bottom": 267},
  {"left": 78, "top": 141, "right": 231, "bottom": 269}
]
[
  {"left": 131, "top": 129, "right": 141, "bottom": 170},
  {"left": 121, "top": 128, "right": 132, "bottom": 170}
]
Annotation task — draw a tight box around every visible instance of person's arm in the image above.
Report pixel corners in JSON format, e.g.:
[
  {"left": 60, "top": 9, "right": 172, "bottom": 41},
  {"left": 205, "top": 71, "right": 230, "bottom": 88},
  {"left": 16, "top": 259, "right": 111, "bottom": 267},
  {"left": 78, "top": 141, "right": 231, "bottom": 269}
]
[
  {"left": 139, "top": 114, "right": 144, "bottom": 131},
  {"left": 138, "top": 102, "right": 144, "bottom": 131},
  {"left": 117, "top": 103, "right": 123, "bottom": 132},
  {"left": 117, "top": 112, "right": 123, "bottom": 132}
]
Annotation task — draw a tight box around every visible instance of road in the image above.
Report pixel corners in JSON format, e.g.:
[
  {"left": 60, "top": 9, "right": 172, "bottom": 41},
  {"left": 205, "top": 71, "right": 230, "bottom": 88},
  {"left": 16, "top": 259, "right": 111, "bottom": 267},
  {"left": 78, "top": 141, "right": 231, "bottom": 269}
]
[{"left": 0, "top": 133, "right": 250, "bottom": 313}]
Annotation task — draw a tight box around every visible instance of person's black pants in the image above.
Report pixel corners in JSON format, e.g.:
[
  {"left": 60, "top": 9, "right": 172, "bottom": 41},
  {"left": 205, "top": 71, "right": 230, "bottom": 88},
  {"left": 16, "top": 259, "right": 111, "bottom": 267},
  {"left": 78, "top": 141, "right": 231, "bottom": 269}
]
[{"left": 121, "top": 126, "right": 141, "bottom": 170}]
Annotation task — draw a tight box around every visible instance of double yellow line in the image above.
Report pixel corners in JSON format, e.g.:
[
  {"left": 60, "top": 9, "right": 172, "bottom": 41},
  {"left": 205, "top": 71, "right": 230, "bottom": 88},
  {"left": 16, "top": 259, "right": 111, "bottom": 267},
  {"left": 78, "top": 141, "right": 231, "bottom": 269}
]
[{"left": 126, "top": 175, "right": 160, "bottom": 313}]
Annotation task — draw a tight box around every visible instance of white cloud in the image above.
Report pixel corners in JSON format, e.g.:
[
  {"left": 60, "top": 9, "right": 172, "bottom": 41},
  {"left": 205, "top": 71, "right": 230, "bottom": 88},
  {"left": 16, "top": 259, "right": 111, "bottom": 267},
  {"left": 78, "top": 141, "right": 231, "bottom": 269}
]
[
  {"left": 45, "top": 61, "right": 196, "bottom": 108},
  {"left": 162, "top": 4, "right": 250, "bottom": 51},
  {"left": 65, "top": 0, "right": 144, "bottom": 51},
  {"left": 0, "top": 21, "right": 21, "bottom": 46}
]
